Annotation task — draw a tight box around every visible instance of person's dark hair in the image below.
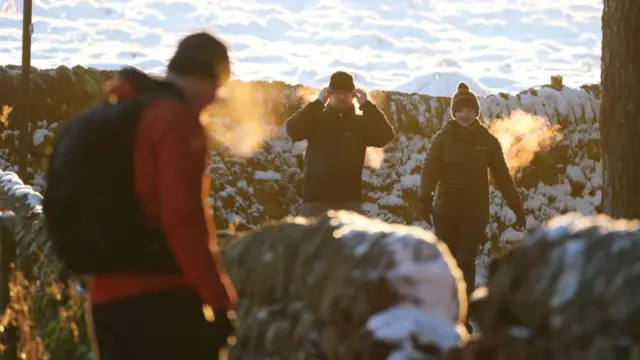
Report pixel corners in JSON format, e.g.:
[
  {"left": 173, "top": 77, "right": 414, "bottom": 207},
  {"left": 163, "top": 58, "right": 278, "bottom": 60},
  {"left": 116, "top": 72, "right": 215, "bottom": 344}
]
[{"left": 167, "top": 31, "right": 231, "bottom": 85}]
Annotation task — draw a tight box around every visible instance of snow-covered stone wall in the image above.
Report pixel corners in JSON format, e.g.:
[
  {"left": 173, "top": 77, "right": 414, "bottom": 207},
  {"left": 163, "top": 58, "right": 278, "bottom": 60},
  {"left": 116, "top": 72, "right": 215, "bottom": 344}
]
[
  {"left": 203, "top": 83, "right": 602, "bottom": 288},
  {"left": 223, "top": 211, "right": 468, "bottom": 359},
  {"left": 471, "top": 212, "right": 640, "bottom": 359},
  {"left": 0, "top": 65, "right": 606, "bottom": 359},
  {"left": 0, "top": 65, "right": 602, "bottom": 290}
]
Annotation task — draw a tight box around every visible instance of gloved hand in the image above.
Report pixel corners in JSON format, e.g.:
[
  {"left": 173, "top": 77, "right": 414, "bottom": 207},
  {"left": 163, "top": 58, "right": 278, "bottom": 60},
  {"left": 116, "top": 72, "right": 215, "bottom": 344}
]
[
  {"left": 317, "top": 87, "right": 332, "bottom": 104},
  {"left": 418, "top": 199, "right": 434, "bottom": 226},
  {"left": 213, "top": 309, "right": 237, "bottom": 339},
  {"left": 353, "top": 88, "right": 369, "bottom": 106},
  {"left": 205, "top": 307, "right": 237, "bottom": 349}
]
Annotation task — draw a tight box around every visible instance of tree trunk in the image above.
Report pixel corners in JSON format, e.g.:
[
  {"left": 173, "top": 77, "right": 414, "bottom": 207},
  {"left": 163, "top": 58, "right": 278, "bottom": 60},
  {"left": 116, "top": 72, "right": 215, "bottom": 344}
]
[{"left": 600, "top": 0, "right": 640, "bottom": 219}]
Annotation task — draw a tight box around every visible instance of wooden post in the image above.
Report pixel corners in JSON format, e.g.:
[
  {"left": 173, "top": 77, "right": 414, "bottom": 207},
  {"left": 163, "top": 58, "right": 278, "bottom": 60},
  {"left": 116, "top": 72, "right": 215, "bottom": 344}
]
[
  {"left": 17, "top": 0, "right": 33, "bottom": 181},
  {"left": 0, "top": 212, "right": 18, "bottom": 360},
  {"left": 550, "top": 75, "right": 563, "bottom": 90}
]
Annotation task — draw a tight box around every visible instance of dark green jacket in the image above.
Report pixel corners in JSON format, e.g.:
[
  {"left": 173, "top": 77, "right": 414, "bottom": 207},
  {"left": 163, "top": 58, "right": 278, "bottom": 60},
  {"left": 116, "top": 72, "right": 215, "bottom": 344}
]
[
  {"left": 419, "top": 119, "right": 523, "bottom": 218},
  {"left": 286, "top": 99, "right": 395, "bottom": 203}
]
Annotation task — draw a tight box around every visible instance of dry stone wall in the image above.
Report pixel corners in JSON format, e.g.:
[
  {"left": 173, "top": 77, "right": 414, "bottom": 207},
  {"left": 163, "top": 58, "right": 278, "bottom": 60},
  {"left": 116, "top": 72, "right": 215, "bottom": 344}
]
[{"left": 0, "top": 65, "right": 603, "bottom": 288}]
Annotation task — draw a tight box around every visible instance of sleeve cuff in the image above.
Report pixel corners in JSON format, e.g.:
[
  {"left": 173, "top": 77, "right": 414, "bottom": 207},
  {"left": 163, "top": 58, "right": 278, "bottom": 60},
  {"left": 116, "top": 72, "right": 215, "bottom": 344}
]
[{"left": 311, "top": 99, "right": 325, "bottom": 107}]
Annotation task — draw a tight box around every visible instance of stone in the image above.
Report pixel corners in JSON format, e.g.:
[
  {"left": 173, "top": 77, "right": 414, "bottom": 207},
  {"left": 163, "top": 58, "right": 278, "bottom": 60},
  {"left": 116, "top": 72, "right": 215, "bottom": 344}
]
[
  {"left": 469, "top": 213, "right": 640, "bottom": 359},
  {"left": 222, "top": 211, "right": 467, "bottom": 359}
]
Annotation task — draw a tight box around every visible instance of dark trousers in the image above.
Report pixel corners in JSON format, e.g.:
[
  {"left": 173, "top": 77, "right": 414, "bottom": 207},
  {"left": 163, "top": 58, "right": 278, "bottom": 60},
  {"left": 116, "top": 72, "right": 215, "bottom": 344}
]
[
  {"left": 433, "top": 214, "right": 487, "bottom": 297},
  {"left": 300, "top": 201, "right": 363, "bottom": 217},
  {"left": 89, "top": 288, "right": 227, "bottom": 360}
]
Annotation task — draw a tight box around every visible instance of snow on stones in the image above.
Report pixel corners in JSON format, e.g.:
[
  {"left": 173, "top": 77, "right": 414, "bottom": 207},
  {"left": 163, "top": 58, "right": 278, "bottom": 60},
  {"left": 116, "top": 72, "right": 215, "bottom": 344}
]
[{"left": 10, "top": 82, "right": 604, "bottom": 294}]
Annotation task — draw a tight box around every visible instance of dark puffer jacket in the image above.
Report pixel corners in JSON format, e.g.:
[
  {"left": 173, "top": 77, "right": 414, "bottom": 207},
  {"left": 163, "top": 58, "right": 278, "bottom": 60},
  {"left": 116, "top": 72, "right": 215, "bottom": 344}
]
[
  {"left": 419, "top": 119, "right": 523, "bottom": 218},
  {"left": 285, "top": 99, "right": 395, "bottom": 203}
]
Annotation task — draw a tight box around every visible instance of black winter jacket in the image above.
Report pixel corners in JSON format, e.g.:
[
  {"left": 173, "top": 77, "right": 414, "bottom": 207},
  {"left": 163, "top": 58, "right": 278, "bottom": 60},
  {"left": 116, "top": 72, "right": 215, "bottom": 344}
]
[
  {"left": 285, "top": 99, "right": 395, "bottom": 203},
  {"left": 419, "top": 119, "right": 523, "bottom": 218}
]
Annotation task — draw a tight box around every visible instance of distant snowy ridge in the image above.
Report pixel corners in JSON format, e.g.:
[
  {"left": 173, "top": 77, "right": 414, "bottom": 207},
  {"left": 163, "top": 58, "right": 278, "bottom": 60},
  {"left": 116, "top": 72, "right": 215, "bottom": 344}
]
[{"left": 392, "top": 70, "right": 489, "bottom": 97}]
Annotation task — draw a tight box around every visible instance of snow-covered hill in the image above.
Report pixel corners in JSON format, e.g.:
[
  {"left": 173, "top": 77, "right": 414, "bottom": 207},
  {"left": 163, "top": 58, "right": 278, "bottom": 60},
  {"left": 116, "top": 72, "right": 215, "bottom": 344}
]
[{"left": 392, "top": 71, "right": 489, "bottom": 97}]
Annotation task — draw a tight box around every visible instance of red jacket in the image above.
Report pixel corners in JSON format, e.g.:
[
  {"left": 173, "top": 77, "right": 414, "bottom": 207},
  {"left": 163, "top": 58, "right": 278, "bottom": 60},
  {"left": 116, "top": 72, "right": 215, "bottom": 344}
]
[{"left": 87, "top": 76, "right": 237, "bottom": 310}]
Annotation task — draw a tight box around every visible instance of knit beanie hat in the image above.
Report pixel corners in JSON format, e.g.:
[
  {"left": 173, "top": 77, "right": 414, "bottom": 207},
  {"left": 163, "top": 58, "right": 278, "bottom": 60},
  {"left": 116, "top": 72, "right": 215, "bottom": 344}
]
[
  {"left": 329, "top": 71, "right": 355, "bottom": 92},
  {"left": 167, "top": 31, "right": 231, "bottom": 85},
  {"left": 450, "top": 82, "right": 480, "bottom": 117}
]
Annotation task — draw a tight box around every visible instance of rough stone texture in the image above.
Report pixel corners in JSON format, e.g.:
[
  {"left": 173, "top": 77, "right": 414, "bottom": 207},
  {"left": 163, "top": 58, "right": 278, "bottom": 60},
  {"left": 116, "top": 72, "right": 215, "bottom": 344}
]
[
  {"left": 222, "top": 211, "right": 467, "bottom": 359},
  {"left": 0, "top": 171, "right": 49, "bottom": 279},
  {"left": 467, "top": 213, "right": 640, "bottom": 360},
  {"left": 0, "top": 65, "right": 116, "bottom": 126}
]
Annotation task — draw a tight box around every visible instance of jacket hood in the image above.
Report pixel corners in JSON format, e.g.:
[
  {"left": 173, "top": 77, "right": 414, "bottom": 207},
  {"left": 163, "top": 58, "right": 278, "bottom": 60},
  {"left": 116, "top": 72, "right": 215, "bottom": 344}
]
[{"left": 104, "top": 66, "right": 182, "bottom": 99}]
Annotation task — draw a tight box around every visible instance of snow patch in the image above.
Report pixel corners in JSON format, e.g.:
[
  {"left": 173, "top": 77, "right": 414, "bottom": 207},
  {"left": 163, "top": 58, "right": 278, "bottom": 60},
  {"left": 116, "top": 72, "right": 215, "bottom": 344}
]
[
  {"left": 253, "top": 170, "right": 282, "bottom": 181},
  {"left": 366, "top": 305, "right": 462, "bottom": 359}
]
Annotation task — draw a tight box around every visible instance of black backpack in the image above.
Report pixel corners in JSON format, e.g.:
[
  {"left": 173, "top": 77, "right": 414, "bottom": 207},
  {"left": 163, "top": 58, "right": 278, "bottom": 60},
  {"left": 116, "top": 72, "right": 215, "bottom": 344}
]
[{"left": 43, "top": 67, "right": 183, "bottom": 275}]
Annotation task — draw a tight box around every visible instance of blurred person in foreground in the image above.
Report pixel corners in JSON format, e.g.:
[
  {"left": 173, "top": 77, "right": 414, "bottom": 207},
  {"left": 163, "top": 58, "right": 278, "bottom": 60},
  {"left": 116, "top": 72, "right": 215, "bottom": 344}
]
[
  {"left": 82, "top": 32, "right": 238, "bottom": 359},
  {"left": 418, "top": 82, "right": 525, "bottom": 328},
  {"left": 285, "top": 71, "right": 395, "bottom": 217}
]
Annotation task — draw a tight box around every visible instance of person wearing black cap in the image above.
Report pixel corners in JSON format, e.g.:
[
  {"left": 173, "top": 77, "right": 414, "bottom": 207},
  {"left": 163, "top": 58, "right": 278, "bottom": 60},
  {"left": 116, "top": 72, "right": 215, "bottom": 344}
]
[
  {"left": 85, "top": 31, "right": 237, "bottom": 360},
  {"left": 285, "top": 71, "right": 395, "bottom": 217},
  {"left": 417, "top": 82, "right": 526, "bottom": 327}
]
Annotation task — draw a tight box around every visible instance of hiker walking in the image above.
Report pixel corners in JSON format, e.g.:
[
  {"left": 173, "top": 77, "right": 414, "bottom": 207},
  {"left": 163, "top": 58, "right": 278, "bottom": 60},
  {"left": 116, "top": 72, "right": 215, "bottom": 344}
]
[
  {"left": 285, "top": 71, "right": 395, "bottom": 217},
  {"left": 418, "top": 82, "right": 526, "bottom": 308},
  {"left": 44, "top": 32, "right": 237, "bottom": 360}
]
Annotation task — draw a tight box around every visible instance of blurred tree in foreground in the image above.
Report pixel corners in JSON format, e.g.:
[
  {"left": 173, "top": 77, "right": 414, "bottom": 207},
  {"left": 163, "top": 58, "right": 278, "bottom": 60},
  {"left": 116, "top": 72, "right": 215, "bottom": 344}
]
[{"left": 600, "top": 0, "right": 640, "bottom": 219}]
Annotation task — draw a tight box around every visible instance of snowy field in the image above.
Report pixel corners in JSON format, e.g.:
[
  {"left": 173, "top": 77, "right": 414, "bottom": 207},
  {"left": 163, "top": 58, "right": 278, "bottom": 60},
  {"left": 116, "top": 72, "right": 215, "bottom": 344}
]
[{"left": 0, "top": 0, "right": 602, "bottom": 95}]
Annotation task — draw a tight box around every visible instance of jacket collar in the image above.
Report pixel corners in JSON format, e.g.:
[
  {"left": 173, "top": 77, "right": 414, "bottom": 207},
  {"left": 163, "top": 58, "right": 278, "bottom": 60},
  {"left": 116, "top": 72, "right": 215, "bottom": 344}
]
[
  {"left": 446, "top": 119, "right": 484, "bottom": 140},
  {"left": 325, "top": 104, "right": 356, "bottom": 117}
]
